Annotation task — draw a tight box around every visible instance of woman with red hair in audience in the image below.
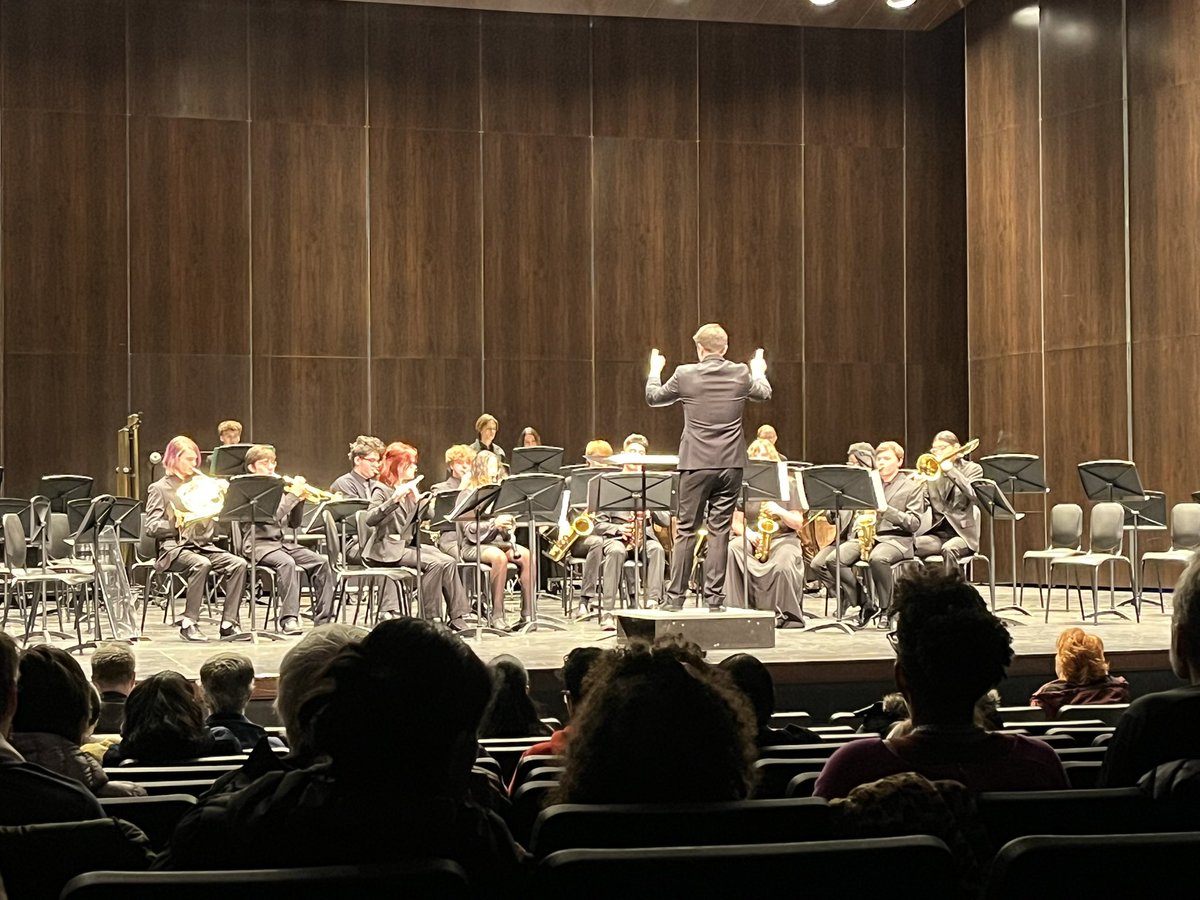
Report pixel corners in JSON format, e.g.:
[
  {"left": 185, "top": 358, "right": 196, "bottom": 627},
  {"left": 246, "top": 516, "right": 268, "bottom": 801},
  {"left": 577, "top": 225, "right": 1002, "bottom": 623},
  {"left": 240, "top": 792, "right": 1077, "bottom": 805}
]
[{"left": 1030, "top": 627, "right": 1130, "bottom": 718}]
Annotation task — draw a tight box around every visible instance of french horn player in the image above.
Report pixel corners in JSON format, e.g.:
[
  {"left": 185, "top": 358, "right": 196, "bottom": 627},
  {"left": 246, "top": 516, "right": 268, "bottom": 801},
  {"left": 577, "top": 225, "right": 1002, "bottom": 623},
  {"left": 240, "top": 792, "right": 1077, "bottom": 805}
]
[{"left": 144, "top": 435, "right": 248, "bottom": 643}]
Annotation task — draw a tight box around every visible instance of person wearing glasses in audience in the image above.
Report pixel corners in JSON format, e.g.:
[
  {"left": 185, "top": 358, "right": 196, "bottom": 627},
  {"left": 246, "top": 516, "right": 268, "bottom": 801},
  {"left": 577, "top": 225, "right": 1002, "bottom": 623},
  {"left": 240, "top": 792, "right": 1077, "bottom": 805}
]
[
  {"left": 431, "top": 444, "right": 477, "bottom": 557},
  {"left": 145, "top": 436, "right": 248, "bottom": 642},
  {"left": 242, "top": 445, "right": 336, "bottom": 632},
  {"left": 365, "top": 442, "right": 469, "bottom": 631},
  {"left": 470, "top": 414, "right": 506, "bottom": 467}
]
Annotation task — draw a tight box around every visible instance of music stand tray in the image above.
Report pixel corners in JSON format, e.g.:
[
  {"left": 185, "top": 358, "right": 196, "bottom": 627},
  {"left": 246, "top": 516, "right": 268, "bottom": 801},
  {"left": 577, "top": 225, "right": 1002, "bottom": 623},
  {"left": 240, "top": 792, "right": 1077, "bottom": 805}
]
[
  {"left": 209, "top": 444, "right": 255, "bottom": 477},
  {"left": 1123, "top": 491, "right": 1167, "bottom": 529},
  {"left": 38, "top": 475, "right": 95, "bottom": 514},
  {"left": 218, "top": 475, "right": 286, "bottom": 642},
  {"left": 510, "top": 445, "right": 565, "bottom": 475},
  {"left": 1078, "top": 460, "right": 1150, "bottom": 619},
  {"left": 980, "top": 454, "right": 1049, "bottom": 494}
]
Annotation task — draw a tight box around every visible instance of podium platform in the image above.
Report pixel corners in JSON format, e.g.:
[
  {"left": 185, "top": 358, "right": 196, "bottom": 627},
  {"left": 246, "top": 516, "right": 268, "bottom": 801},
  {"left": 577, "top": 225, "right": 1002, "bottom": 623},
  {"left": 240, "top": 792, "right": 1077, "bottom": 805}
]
[{"left": 614, "top": 608, "right": 776, "bottom": 650}]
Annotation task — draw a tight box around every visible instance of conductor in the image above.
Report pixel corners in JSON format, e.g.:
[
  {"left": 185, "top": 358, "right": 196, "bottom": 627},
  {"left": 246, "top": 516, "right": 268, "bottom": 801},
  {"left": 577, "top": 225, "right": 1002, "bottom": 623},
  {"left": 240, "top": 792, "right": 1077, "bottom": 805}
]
[{"left": 646, "top": 323, "right": 772, "bottom": 611}]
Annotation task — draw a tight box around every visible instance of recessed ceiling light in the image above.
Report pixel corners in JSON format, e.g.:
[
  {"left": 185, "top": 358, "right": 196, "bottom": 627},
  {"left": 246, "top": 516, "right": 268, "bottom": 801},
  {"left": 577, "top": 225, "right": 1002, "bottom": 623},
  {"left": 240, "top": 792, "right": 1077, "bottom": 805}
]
[
  {"left": 809, "top": 0, "right": 838, "bottom": 7},
  {"left": 887, "top": 0, "right": 917, "bottom": 9}
]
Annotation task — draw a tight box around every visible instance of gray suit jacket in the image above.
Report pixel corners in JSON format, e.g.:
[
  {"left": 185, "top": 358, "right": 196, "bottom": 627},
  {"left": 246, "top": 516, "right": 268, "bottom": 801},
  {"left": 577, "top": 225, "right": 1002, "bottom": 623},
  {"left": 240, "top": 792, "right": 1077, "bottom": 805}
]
[
  {"left": 927, "top": 459, "right": 983, "bottom": 550},
  {"left": 646, "top": 355, "right": 771, "bottom": 470},
  {"left": 875, "top": 474, "right": 927, "bottom": 555},
  {"left": 363, "top": 483, "right": 417, "bottom": 564}
]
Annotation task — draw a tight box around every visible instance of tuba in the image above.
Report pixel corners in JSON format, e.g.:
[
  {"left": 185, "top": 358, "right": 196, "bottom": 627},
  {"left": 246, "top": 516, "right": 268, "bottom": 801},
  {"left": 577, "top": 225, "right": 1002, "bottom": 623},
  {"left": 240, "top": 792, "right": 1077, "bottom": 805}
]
[
  {"left": 548, "top": 512, "right": 593, "bottom": 562},
  {"left": 173, "top": 473, "right": 229, "bottom": 531},
  {"left": 754, "top": 508, "right": 779, "bottom": 563}
]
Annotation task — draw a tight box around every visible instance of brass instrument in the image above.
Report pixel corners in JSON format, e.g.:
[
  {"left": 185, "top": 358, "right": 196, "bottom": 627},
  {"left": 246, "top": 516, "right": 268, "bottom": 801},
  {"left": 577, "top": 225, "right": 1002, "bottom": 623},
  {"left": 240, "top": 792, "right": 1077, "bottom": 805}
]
[
  {"left": 623, "top": 512, "right": 646, "bottom": 551},
  {"left": 754, "top": 508, "right": 780, "bottom": 563},
  {"left": 913, "top": 437, "right": 980, "bottom": 481},
  {"left": 115, "top": 412, "right": 142, "bottom": 500},
  {"left": 172, "top": 473, "right": 229, "bottom": 530},
  {"left": 282, "top": 475, "right": 342, "bottom": 504},
  {"left": 854, "top": 510, "right": 878, "bottom": 561},
  {"left": 548, "top": 512, "right": 593, "bottom": 562},
  {"left": 688, "top": 527, "right": 708, "bottom": 592}
]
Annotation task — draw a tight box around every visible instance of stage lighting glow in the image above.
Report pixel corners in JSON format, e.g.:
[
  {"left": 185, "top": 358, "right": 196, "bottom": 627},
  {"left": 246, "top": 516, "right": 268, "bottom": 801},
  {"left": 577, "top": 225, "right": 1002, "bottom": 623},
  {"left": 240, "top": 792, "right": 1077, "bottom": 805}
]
[{"left": 887, "top": 0, "right": 917, "bottom": 9}]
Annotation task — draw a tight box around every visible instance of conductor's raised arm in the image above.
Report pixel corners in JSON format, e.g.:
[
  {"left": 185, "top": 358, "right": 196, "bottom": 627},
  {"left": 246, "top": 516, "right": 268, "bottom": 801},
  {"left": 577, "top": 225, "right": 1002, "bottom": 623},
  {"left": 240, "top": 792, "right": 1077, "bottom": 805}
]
[
  {"left": 748, "top": 348, "right": 772, "bottom": 402},
  {"left": 645, "top": 348, "right": 681, "bottom": 407}
]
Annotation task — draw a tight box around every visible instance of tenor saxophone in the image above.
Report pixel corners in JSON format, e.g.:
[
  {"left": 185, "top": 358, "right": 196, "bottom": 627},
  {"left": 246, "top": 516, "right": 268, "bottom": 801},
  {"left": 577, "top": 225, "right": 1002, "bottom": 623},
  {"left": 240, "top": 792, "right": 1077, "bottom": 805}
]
[
  {"left": 854, "top": 510, "right": 878, "bottom": 561},
  {"left": 754, "top": 509, "right": 780, "bottom": 562},
  {"left": 548, "top": 512, "right": 593, "bottom": 562}
]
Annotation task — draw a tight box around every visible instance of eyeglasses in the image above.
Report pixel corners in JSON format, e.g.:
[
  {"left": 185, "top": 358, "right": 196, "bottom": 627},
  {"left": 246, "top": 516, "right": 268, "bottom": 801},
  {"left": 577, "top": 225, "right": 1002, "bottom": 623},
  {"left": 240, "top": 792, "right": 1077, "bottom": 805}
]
[
  {"left": 364, "top": 457, "right": 381, "bottom": 464},
  {"left": 886, "top": 630, "right": 899, "bottom": 652}
]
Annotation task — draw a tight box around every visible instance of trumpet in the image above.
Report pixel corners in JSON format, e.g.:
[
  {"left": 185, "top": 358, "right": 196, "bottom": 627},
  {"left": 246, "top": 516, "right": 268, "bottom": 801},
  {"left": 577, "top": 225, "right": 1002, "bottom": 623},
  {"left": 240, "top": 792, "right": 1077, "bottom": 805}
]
[
  {"left": 913, "top": 437, "right": 980, "bottom": 482},
  {"left": 754, "top": 508, "right": 780, "bottom": 563},
  {"left": 282, "top": 475, "right": 342, "bottom": 504},
  {"left": 549, "top": 512, "right": 593, "bottom": 562}
]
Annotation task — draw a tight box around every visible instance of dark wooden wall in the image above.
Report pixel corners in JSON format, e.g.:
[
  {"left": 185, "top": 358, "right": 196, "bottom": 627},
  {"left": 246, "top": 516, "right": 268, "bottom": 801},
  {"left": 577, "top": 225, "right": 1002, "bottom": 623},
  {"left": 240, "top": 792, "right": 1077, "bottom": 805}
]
[
  {"left": 0, "top": 0, "right": 966, "bottom": 496},
  {"left": 966, "top": 0, "right": 1200, "bottom": 580}
]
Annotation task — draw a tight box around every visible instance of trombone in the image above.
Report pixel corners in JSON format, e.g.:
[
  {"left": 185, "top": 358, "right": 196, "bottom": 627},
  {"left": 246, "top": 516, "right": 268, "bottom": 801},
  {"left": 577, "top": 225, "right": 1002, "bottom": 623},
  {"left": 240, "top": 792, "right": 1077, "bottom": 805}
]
[{"left": 912, "top": 437, "right": 980, "bottom": 482}]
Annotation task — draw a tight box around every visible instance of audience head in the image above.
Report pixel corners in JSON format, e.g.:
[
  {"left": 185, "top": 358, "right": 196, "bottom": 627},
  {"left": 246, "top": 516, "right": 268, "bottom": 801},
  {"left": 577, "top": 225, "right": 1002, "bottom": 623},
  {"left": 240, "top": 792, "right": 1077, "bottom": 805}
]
[
  {"left": 12, "top": 645, "right": 92, "bottom": 743},
  {"left": 1171, "top": 557, "right": 1200, "bottom": 681},
  {"left": 520, "top": 426, "right": 542, "bottom": 447},
  {"left": 444, "top": 444, "right": 477, "bottom": 481},
  {"left": 756, "top": 424, "right": 778, "bottom": 445},
  {"left": 379, "top": 441, "right": 418, "bottom": 487},
  {"left": 274, "top": 624, "right": 363, "bottom": 756},
  {"left": 1054, "top": 627, "right": 1111, "bottom": 684},
  {"left": 90, "top": 642, "right": 136, "bottom": 695},
  {"left": 560, "top": 646, "right": 605, "bottom": 716},
  {"left": 121, "top": 671, "right": 214, "bottom": 762},
  {"left": 163, "top": 435, "right": 201, "bottom": 479},
  {"left": 891, "top": 567, "right": 1013, "bottom": 725},
  {"left": 309, "top": 619, "right": 491, "bottom": 793},
  {"left": 199, "top": 652, "right": 256, "bottom": 716},
  {"left": 693, "top": 323, "right": 729, "bottom": 357},
  {"left": 217, "top": 419, "right": 243, "bottom": 445},
  {"left": 585, "top": 440, "right": 613, "bottom": 465},
  {"left": 475, "top": 413, "right": 499, "bottom": 446},
  {"left": 718, "top": 653, "right": 777, "bottom": 732},
  {"left": 348, "top": 435, "right": 385, "bottom": 478},
  {"left": 747, "top": 439, "right": 780, "bottom": 462},
  {"left": 480, "top": 654, "right": 545, "bottom": 739},
  {"left": 0, "top": 632, "right": 16, "bottom": 734},
  {"left": 847, "top": 441, "right": 876, "bottom": 469},
  {"left": 557, "top": 643, "right": 756, "bottom": 804}
]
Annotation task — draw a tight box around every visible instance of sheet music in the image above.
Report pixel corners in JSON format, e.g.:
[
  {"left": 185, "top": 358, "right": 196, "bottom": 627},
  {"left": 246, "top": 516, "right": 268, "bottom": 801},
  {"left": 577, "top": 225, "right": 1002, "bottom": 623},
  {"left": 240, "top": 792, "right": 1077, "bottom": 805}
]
[
  {"left": 776, "top": 461, "right": 790, "bottom": 503},
  {"left": 869, "top": 469, "right": 886, "bottom": 511},
  {"left": 793, "top": 472, "right": 809, "bottom": 511}
]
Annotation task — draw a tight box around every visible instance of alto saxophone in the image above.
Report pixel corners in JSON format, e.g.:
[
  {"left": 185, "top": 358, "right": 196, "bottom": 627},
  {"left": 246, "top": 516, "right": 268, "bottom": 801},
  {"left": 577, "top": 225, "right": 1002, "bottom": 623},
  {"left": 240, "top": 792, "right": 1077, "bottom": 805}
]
[
  {"left": 548, "top": 512, "right": 593, "bottom": 562},
  {"left": 855, "top": 510, "right": 878, "bottom": 561},
  {"left": 754, "top": 508, "right": 780, "bottom": 563}
]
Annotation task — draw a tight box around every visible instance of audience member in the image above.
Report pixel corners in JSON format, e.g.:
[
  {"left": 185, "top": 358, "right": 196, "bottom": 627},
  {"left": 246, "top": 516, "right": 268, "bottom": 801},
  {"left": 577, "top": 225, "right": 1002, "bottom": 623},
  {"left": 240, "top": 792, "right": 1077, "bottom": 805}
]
[
  {"left": 888, "top": 689, "right": 1004, "bottom": 739},
  {"left": 717, "top": 653, "right": 822, "bottom": 748},
  {"left": 515, "top": 647, "right": 605, "bottom": 765},
  {"left": 90, "top": 642, "right": 136, "bottom": 734},
  {"left": 1030, "top": 627, "right": 1131, "bottom": 718},
  {"left": 0, "top": 633, "right": 107, "bottom": 825},
  {"left": 10, "top": 646, "right": 143, "bottom": 798},
  {"left": 104, "top": 671, "right": 242, "bottom": 765},
  {"left": 199, "top": 652, "right": 283, "bottom": 751},
  {"left": 855, "top": 692, "right": 910, "bottom": 736},
  {"left": 479, "top": 654, "right": 553, "bottom": 739},
  {"left": 156, "top": 620, "right": 524, "bottom": 894},
  {"left": 555, "top": 643, "right": 757, "bottom": 804},
  {"left": 1101, "top": 557, "right": 1200, "bottom": 787},
  {"left": 814, "top": 568, "right": 1068, "bottom": 799}
]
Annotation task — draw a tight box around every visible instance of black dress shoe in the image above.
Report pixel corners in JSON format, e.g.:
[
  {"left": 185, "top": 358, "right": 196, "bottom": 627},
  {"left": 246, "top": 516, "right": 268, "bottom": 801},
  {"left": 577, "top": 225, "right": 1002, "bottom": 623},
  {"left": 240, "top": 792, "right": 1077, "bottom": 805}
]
[
  {"left": 511, "top": 618, "right": 530, "bottom": 631},
  {"left": 857, "top": 605, "right": 878, "bottom": 628},
  {"left": 658, "top": 602, "right": 683, "bottom": 612},
  {"left": 179, "top": 624, "right": 208, "bottom": 642},
  {"left": 219, "top": 623, "right": 240, "bottom": 638},
  {"left": 447, "top": 619, "right": 468, "bottom": 634},
  {"left": 708, "top": 605, "right": 726, "bottom": 613},
  {"left": 279, "top": 617, "right": 302, "bottom": 635}
]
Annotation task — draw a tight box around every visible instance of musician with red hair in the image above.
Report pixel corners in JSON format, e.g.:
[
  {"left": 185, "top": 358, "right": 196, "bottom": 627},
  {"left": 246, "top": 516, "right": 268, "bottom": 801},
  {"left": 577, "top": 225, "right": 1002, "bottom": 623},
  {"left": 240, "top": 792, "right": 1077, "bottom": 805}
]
[{"left": 364, "top": 442, "right": 469, "bottom": 631}]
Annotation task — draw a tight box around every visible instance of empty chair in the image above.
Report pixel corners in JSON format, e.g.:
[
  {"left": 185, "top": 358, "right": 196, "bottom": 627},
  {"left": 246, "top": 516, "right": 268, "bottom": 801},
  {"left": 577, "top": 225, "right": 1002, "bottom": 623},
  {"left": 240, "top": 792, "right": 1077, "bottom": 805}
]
[
  {"left": 534, "top": 836, "right": 958, "bottom": 898},
  {"left": 508, "top": 780, "right": 558, "bottom": 847},
  {"left": 1049, "top": 503, "right": 1134, "bottom": 624},
  {"left": 1019, "top": 503, "right": 1084, "bottom": 610},
  {"left": 985, "top": 832, "right": 1200, "bottom": 900},
  {"left": 1140, "top": 502, "right": 1200, "bottom": 611}
]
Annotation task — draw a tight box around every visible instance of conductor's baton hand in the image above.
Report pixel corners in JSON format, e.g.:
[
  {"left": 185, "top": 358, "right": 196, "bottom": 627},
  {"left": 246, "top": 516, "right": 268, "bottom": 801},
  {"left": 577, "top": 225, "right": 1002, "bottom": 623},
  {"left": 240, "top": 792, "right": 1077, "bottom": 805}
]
[
  {"left": 649, "top": 348, "right": 666, "bottom": 378},
  {"left": 750, "top": 348, "right": 767, "bottom": 379}
]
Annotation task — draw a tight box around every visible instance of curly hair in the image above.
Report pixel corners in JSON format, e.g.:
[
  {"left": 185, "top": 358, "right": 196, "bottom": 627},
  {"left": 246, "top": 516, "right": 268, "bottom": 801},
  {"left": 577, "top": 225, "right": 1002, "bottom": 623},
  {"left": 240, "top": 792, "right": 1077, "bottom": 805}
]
[
  {"left": 1054, "top": 627, "right": 1110, "bottom": 684},
  {"left": 893, "top": 567, "right": 1014, "bottom": 713},
  {"left": 121, "top": 671, "right": 215, "bottom": 762},
  {"left": 556, "top": 644, "right": 757, "bottom": 804}
]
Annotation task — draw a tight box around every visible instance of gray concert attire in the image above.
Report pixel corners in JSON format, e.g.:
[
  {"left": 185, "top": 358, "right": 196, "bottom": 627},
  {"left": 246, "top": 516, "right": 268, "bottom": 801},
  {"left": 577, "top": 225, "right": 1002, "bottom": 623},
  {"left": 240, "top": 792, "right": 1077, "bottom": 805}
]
[
  {"left": 145, "top": 474, "right": 248, "bottom": 624},
  {"left": 647, "top": 354, "right": 771, "bottom": 609},
  {"left": 364, "top": 483, "right": 468, "bottom": 626},
  {"left": 240, "top": 490, "right": 335, "bottom": 625},
  {"left": 431, "top": 475, "right": 462, "bottom": 556},
  {"left": 329, "top": 470, "right": 377, "bottom": 563},
  {"left": 469, "top": 440, "right": 506, "bottom": 464},
  {"left": 727, "top": 494, "right": 805, "bottom": 622},
  {"left": 914, "top": 459, "right": 983, "bottom": 566},
  {"left": 456, "top": 490, "right": 534, "bottom": 619}
]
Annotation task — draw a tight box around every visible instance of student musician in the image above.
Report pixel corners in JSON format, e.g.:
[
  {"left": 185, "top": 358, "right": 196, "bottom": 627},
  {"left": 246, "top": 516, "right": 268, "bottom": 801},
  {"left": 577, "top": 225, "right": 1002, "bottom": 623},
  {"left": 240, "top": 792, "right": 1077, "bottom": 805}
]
[
  {"left": 613, "top": 435, "right": 667, "bottom": 609},
  {"left": 217, "top": 420, "right": 243, "bottom": 446},
  {"left": 330, "top": 435, "right": 384, "bottom": 501},
  {"left": 242, "top": 445, "right": 336, "bottom": 632},
  {"left": 430, "top": 444, "right": 477, "bottom": 557},
  {"left": 144, "top": 436, "right": 248, "bottom": 642},
  {"left": 364, "top": 442, "right": 469, "bottom": 631},
  {"left": 914, "top": 430, "right": 982, "bottom": 569},
  {"left": 470, "top": 414, "right": 507, "bottom": 466},
  {"left": 863, "top": 441, "right": 926, "bottom": 624},
  {"left": 810, "top": 442, "right": 878, "bottom": 621},
  {"left": 564, "top": 440, "right": 626, "bottom": 625},
  {"left": 518, "top": 427, "right": 542, "bottom": 448}
]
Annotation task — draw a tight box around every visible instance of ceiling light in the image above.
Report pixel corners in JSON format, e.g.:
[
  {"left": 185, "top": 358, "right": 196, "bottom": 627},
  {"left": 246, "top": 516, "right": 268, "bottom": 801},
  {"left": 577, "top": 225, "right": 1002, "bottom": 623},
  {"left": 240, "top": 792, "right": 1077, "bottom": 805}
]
[
  {"left": 809, "top": 0, "right": 838, "bottom": 7},
  {"left": 887, "top": 0, "right": 917, "bottom": 8}
]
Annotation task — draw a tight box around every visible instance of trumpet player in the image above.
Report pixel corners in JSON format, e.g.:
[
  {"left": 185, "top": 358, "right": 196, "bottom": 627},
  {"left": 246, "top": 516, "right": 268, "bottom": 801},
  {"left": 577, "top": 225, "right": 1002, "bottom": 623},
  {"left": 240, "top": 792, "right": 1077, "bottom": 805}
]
[
  {"left": 242, "top": 445, "right": 335, "bottom": 632},
  {"left": 365, "top": 442, "right": 469, "bottom": 631},
  {"left": 913, "top": 430, "right": 983, "bottom": 569},
  {"left": 144, "top": 436, "right": 248, "bottom": 642},
  {"left": 727, "top": 439, "right": 805, "bottom": 624}
]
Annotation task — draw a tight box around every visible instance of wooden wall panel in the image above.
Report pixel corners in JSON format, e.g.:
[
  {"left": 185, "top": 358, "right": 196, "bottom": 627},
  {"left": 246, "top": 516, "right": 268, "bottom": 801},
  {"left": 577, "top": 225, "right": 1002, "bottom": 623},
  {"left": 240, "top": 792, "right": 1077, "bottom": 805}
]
[
  {"left": 369, "top": 128, "right": 481, "bottom": 360},
  {"left": 968, "top": 353, "right": 1044, "bottom": 457},
  {"left": 698, "top": 23, "right": 803, "bottom": 144},
  {"left": 129, "top": 353, "right": 253, "bottom": 466},
  {"left": 482, "top": 133, "right": 591, "bottom": 361},
  {"left": 699, "top": 142, "right": 802, "bottom": 359},
  {"left": 367, "top": 4, "right": 480, "bottom": 131},
  {"left": 595, "top": 364, "right": 693, "bottom": 462},
  {"left": 747, "top": 360, "right": 803, "bottom": 462},
  {"left": 4, "top": 353, "right": 127, "bottom": 496},
  {"left": 593, "top": 138, "right": 697, "bottom": 364},
  {"left": 804, "top": 362, "right": 906, "bottom": 467},
  {"left": 1127, "top": 0, "right": 1200, "bottom": 97},
  {"left": 593, "top": 18, "right": 697, "bottom": 140},
  {"left": 1132, "top": 335, "right": 1200, "bottom": 508},
  {"left": 251, "top": 122, "right": 368, "bottom": 358},
  {"left": 129, "top": 117, "right": 249, "bottom": 355},
  {"left": 128, "top": 0, "right": 249, "bottom": 120},
  {"left": 1, "top": 0, "right": 125, "bottom": 114},
  {"left": 482, "top": 359, "right": 594, "bottom": 468},
  {"left": 252, "top": 356, "right": 369, "bottom": 489},
  {"left": 804, "top": 145, "right": 904, "bottom": 362},
  {"left": 370, "top": 357, "right": 483, "bottom": 467},
  {"left": 481, "top": 12, "right": 591, "bottom": 136},
  {"left": 1039, "top": 0, "right": 1123, "bottom": 119},
  {"left": 803, "top": 28, "right": 904, "bottom": 148},
  {"left": 2, "top": 110, "right": 127, "bottom": 355},
  {"left": 964, "top": 0, "right": 1039, "bottom": 137},
  {"left": 250, "top": 0, "right": 366, "bottom": 126}
]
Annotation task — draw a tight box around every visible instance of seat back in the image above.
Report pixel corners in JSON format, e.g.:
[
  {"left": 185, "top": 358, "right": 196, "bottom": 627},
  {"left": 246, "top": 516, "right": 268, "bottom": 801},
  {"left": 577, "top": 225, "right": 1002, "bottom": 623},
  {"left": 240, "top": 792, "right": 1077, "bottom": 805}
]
[
  {"left": 2, "top": 512, "right": 27, "bottom": 568},
  {"left": 977, "top": 787, "right": 1156, "bottom": 847},
  {"left": 1049, "top": 503, "right": 1084, "bottom": 550},
  {"left": 97, "top": 794, "right": 198, "bottom": 850},
  {"left": 355, "top": 510, "right": 374, "bottom": 563},
  {"left": 534, "top": 836, "right": 957, "bottom": 896},
  {"left": 136, "top": 513, "right": 156, "bottom": 562},
  {"left": 530, "top": 798, "right": 832, "bottom": 858},
  {"left": 1170, "top": 502, "right": 1200, "bottom": 551},
  {"left": 1088, "top": 502, "right": 1125, "bottom": 555},
  {"left": 511, "top": 754, "right": 563, "bottom": 793},
  {"left": 753, "top": 758, "right": 830, "bottom": 798},
  {"left": 49, "top": 511, "right": 74, "bottom": 558}
]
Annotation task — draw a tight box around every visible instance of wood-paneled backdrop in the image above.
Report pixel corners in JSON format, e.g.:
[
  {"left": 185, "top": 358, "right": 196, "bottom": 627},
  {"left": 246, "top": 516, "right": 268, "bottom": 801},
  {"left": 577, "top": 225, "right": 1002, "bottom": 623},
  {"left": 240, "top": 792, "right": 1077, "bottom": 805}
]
[
  {"left": 967, "top": 0, "right": 1200, "bottom": 579},
  {"left": 0, "top": 0, "right": 966, "bottom": 496}
]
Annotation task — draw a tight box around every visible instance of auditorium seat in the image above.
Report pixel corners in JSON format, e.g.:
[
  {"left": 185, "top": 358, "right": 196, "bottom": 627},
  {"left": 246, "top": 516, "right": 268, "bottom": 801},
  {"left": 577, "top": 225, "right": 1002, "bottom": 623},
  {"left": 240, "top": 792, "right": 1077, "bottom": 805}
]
[
  {"left": 533, "top": 836, "right": 958, "bottom": 897},
  {"left": 509, "top": 754, "right": 563, "bottom": 794},
  {"left": 59, "top": 860, "right": 472, "bottom": 900},
  {"left": 1062, "top": 761, "right": 1103, "bottom": 789},
  {"left": 104, "top": 764, "right": 241, "bottom": 782},
  {"left": 785, "top": 772, "right": 820, "bottom": 798},
  {"left": 98, "top": 795, "right": 198, "bottom": 850},
  {"left": 1058, "top": 704, "right": 1129, "bottom": 725},
  {"left": 508, "top": 780, "right": 558, "bottom": 846},
  {"left": 754, "top": 742, "right": 846, "bottom": 759},
  {"left": 1046, "top": 725, "right": 1116, "bottom": 746},
  {"left": 753, "top": 758, "right": 829, "bottom": 798},
  {"left": 529, "top": 798, "right": 831, "bottom": 859},
  {"left": 985, "top": 832, "right": 1200, "bottom": 899},
  {"left": 1053, "top": 747, "right": 1108, "bottom": 763},
  {"left": 977, "top": 788, "right": 1159, "bottom": 847}
]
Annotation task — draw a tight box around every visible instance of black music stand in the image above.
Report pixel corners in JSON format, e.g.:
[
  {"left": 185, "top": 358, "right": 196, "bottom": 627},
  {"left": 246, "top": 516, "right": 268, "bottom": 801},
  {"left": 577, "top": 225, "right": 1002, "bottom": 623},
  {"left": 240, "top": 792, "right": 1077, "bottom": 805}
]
[
  {"left": 218, "top": 475, "right": 286, "bottom": 642},
  {"left": 981, "top": 454, "right": 1048, "bottom": 596},
  {"left": 740, "top": 460, "right": 790, "bottom": 612},
  {"left": 38, "top": 475, "right": 94, "bottom": 514},
  {"left": 510, "top": 446, "right": 565, "bottom": 475},
  {"left": 973, "top": 478, "right": 1028, "bottom": 623},
  {"left": 305, "top": 499, "right": 368, "bottom": 564},
  {"left": 493, "top": 473, "right": 567, "bottom": 632},
  {"left": 795, "top": 465, "right": 882, "bottom": 635},
  {"left": 428, "top": 490, "right": 461, "bottom": 542},
  {"left": 589, "top": 471, "right": 674, "bottom": 611},
  {"left": 1078, "top": 459, "right": 1149, "bottom": 619},
  {"left": 63, "top": 495, "right": 125, "bottom": 652},
  {"left": 450, "top": 484, "right": 508, "bottom": 641},
  {"left": 209, "top": 444, "right": 254, "bottom": 477}
]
